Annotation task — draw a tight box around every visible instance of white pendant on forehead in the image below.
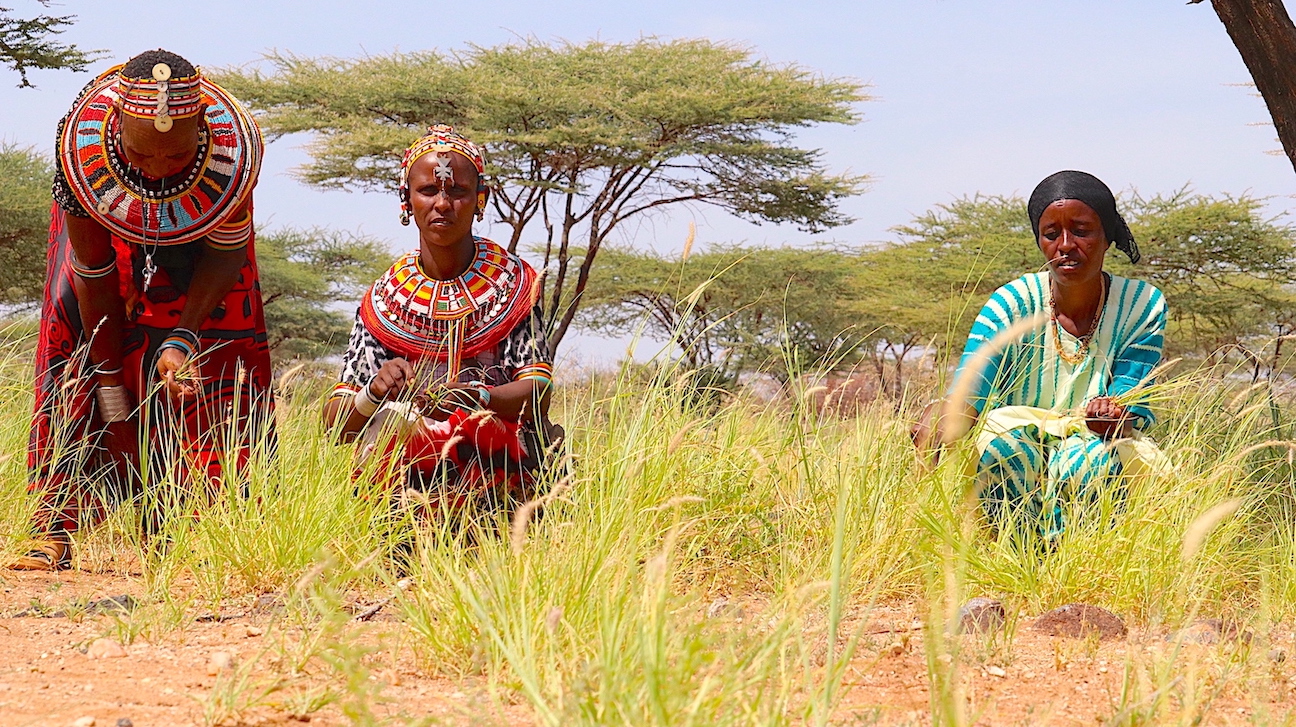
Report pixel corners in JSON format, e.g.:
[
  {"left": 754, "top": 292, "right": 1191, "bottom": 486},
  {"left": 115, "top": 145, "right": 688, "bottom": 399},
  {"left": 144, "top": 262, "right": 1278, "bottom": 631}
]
[
  {"left": 152, "top": 63, "right": 173, "bottom": 132},
  {"left": 433, "top": 152, "right": 455, "bottom": 185}
]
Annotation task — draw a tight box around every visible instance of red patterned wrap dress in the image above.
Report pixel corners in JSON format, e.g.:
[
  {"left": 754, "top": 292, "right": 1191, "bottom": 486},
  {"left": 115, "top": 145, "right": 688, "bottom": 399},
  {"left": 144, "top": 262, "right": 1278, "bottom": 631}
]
[{"left": 29, "top": 66, "right": 275, "bottom": 533}]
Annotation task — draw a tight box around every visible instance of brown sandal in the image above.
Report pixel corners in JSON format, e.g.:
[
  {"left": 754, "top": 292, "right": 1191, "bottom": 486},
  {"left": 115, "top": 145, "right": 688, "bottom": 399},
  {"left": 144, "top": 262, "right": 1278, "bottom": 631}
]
[{"left": 9, "top": 537, "right": 71, "bottom": 571}]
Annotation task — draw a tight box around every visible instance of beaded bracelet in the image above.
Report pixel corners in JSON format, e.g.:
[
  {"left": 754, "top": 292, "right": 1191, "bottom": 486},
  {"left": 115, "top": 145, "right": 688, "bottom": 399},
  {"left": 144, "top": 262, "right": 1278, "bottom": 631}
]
[
  {"left": 71, "top": 252, "right": 117, "bottom": 280},
  {"left": 468, "top": 380, "right": 491, "bottom": 408},
  {"left": 158, "top": 327, "right": 200, "bottom": 358}
]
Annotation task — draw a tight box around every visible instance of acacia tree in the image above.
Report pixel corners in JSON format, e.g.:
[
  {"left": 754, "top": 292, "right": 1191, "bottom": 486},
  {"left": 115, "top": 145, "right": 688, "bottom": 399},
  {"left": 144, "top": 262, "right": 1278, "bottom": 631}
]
[
  {"left": 1194, "top": 0, "right": 1296, "bottom": 174},
  {"left": 254, "top": 227, "right": 390, "bottom": 361},
  {"left": 579, "top": 244, "right": 866, "bottom": 380},
  {"left": 211, "top": 39, "right": 868, "bottom": 352},
  {"left": 0, "top": 2, "right": 97, "bottom": 87},
  {"left": 0, "top": 143, "right": 50, "bottom": 304},
  {"left": 1117, "top": 191, "right": 1296, "bottom": 363},
  {"left": 882, "top": 192, "right": 1296, "bottom": 369}
]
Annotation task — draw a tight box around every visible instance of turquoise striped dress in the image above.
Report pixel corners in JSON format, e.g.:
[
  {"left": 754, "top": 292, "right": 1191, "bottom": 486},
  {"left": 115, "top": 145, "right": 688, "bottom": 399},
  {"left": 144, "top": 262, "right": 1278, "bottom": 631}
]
[{"left": 953, "top": 272, "right": 1166, "bottom": 539}]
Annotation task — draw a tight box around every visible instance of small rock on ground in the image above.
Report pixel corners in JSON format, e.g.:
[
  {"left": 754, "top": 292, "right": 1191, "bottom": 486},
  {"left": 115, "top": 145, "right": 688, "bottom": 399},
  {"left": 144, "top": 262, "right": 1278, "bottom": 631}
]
[
  {"left": 957, "top": 597, "right": 1005, "bottom": 634},
  {"left": 1033, "top": 603, "right": 1127, "bottom": 640},
  {"left": 207, "top": 651, "right": 236, "bottom": 676},
  {"left": 71, "top": 718, "right": 95, "bottom": 727},
  {"left": 706, "top": 598, "right": 745, "bottom": 620},
  {"left": 86, "top": 638, "right": 127, "bottom": 659},
  {"left": 1167, "top": 618, "right": 1251, "bottom": 645}
]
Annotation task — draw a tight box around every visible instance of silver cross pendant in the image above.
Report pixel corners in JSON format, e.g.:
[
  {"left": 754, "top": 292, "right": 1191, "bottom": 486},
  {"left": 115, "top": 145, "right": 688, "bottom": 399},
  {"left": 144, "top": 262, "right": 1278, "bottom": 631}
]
[{"left": 143, "top": 254, "right": 157, "bottom": 292}]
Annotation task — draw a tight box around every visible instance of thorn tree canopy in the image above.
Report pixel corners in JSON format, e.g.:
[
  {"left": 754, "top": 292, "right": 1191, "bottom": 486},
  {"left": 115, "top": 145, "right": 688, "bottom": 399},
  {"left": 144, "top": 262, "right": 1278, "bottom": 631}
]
[
  {"left": 0, "top": 2, "right": 99, "bottom": 87},
  {"left": 0, "top": 142, "right": 50, "bottom": 304},
  {"left": 211, "top": 38, "right": 869, "bottom": 351},
  {"left": 254, "top": 227, "right": 390, "bottom": 362}
]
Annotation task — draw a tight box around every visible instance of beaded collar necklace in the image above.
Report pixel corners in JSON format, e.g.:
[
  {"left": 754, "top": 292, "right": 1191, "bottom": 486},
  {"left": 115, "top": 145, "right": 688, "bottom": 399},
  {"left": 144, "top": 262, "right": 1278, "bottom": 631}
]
[{"left": 100, "top": 111, "right": 209, "bottom": 204}]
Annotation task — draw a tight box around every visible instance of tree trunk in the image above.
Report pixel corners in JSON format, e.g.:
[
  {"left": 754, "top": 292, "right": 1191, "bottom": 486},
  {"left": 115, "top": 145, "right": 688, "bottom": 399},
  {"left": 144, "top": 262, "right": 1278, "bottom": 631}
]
[{"left": 1208, "top": 0, "right": 1296, "bottom": 174}]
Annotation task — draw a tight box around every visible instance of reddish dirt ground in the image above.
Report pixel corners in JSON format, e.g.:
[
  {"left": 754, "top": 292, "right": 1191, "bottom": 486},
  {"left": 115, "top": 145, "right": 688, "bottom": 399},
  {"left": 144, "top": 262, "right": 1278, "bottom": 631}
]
[
  {"left": 0, "top": 572, "right": 1292, "bottom": 726},
  {"left": 0, "top": 570, "right": 527, "bottom": 726}
]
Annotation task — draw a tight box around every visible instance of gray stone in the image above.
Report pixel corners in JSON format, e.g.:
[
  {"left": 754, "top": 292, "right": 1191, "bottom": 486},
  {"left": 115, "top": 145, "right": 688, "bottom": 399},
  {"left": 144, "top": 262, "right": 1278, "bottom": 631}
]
[
  {"left": 252, "top": 592, "right": 284, "bottom": 614},
  {"left": 1167, "top": 619, "right": 1251, "bottom": 645},
  {"left": 957, "top": 597, "right": 1006, "bottom": 634},
  {"left": 1033, "top": 603, "right": 1127, "bottom": 640}
]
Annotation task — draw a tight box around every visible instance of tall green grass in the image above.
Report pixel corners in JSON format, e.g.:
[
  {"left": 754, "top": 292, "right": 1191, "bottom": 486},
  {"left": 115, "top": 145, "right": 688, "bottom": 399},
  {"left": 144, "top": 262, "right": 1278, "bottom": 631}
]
[{"left": 1, "top": 319, "right": 1295, "bottom": 725}]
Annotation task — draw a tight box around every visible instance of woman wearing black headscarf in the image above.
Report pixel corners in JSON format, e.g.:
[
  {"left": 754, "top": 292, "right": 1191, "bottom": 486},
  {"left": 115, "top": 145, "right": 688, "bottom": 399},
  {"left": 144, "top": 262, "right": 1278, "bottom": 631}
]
[{"left": 912, "top": 170, "right": 1167, "bottom": 541}]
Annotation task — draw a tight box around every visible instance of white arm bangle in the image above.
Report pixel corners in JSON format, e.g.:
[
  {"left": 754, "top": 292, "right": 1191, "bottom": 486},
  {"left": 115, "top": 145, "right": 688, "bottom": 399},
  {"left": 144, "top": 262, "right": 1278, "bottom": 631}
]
[{"left": 353, "top": 383, "right": 382, "bottom": 418}]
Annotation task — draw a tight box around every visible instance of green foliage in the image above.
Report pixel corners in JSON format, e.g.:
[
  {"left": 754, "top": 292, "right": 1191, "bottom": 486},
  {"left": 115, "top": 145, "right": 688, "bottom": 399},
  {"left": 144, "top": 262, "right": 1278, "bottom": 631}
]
[
  {"left": 1118, "top": 191, "right": 1296, "bottom": 361},
  {"left": 211, "top": 38, "right": 869, "bottom": 351},
  {"left": 253, "top": 227, "right": 389, "bottom": 362},
  {"left": 579, "top": 244, "right": 865, "bottom": 380},
  {"left": 0, "top": 3, "right": 99, "bottom": 87},
  {"left": 0, "top": 143, "right": 51, "bottom": 305},
  {"left": 868, "top": 195, "right": 1038, "bottom": 369}
]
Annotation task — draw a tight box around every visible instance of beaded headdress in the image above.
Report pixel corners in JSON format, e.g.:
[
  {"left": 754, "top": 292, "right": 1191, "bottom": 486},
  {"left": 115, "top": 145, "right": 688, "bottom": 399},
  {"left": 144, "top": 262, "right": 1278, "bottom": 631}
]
[
  {"left": 398, "top": 124, "right": 487, "bottom": 225},
  {"left": 117, "top": 62, "right": 204, "bottom": 132}
]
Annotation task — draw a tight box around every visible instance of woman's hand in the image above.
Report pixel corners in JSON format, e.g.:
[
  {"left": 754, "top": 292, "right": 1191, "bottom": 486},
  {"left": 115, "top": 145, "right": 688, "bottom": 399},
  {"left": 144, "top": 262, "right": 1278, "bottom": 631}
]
[
  {"left": 912, "top": 398, "right": 980, "bottom": 468},
  {"left": 369, "top": 358, "right": 415, "bottom": 400},
  {"left": 157, "top": 347, "right": 199, "bottom": 400},
  {"left": 911, "top": 400, "right": 941, "bottom": 451},
  {"left": 1085, "top": 396, "right": 1133, "bottom": 440},
  {"left": 101, "top": 419, "right": 141, "bottom": 477},
  {"left": 421, "top": 382, "right": 482, "bottom": 421}
]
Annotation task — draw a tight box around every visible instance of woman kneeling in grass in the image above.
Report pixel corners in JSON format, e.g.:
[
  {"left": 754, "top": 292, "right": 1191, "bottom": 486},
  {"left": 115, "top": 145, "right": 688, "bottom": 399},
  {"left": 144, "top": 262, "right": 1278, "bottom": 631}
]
[
  {"left": 912, "top": 170, "right": 1166, "bottom": 541},
  {"left": 323, "top": 125, "right": 559, "bottom": 507}
]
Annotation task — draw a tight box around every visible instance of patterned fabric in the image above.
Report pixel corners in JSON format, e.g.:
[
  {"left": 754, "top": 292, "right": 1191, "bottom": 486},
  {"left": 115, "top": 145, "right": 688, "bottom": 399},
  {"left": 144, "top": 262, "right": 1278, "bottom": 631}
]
[
  {"left": 358, "top": 238, "right": 538, "bottom": 366},
  {"left": 977, "top": 424, "right": 1121, "bottom": 540},
  {"left": 954, "top": 271, "right": 1166, "bottom": 539},
  {"left": 335, "top": 300, "right": 550, "bottom": 395},
  {"left": 54, "top": 65, "right": 263, "bottom": 246},
  {"left": 28, "top": 206, "right": 276, "bottom": 535},
  {"left": 955, "top": 272, "right": 1165, "bottom": 424}
]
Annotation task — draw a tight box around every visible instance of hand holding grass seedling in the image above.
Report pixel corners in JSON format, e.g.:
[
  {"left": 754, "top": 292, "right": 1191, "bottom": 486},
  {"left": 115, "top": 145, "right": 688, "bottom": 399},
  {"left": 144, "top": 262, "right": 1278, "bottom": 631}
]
[
  {"left": 416, "top": 383, "right": 483, "bottom": 421},
  {"left": 369, "top": 358, "right": 415, "bottom": 399},
  {"left": 157, "top": 347, "right": 200, "bottom": 399},
  {"left": 1084, "top": 396, "right": 1132, "bottom": 440}
]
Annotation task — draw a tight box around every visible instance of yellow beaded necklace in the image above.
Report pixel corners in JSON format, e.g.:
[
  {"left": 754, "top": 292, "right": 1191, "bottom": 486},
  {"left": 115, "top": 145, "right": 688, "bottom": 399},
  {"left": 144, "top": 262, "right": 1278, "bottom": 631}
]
[{"left": 1049, "top": 273, "right": 1107, "bottom": 366}]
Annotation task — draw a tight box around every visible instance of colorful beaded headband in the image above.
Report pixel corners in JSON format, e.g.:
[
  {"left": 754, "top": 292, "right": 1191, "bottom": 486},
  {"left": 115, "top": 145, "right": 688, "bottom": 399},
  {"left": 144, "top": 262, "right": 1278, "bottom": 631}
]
[
  {"left": 398, "top": 124, "right": 487, "bottom": 224},
  {"left": 118, "top": 63, "right": 204, "bottom": 132}
]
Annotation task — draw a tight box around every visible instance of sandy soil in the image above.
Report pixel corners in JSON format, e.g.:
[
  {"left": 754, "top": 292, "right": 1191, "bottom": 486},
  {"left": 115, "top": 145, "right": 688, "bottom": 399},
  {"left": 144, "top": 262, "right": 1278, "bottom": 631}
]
[
  {"left": 0, "top": 570, "right": 525, "bottom": 727},
  {"left": 0, "top": 571, "right": 1291, "bottom": 726}
]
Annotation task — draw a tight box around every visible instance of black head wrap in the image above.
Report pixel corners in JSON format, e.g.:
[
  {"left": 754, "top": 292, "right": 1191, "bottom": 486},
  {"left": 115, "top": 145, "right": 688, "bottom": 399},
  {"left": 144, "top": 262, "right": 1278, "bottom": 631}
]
[{"left": 1027, "top": 170, "right": 1139, "bottom": 264}]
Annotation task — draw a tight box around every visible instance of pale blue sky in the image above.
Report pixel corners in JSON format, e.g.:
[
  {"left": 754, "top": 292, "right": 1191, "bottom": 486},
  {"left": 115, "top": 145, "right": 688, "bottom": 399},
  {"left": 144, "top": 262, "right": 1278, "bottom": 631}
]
[{"left": 2, "top": 0, "right": 1290, "bottom": 361}]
